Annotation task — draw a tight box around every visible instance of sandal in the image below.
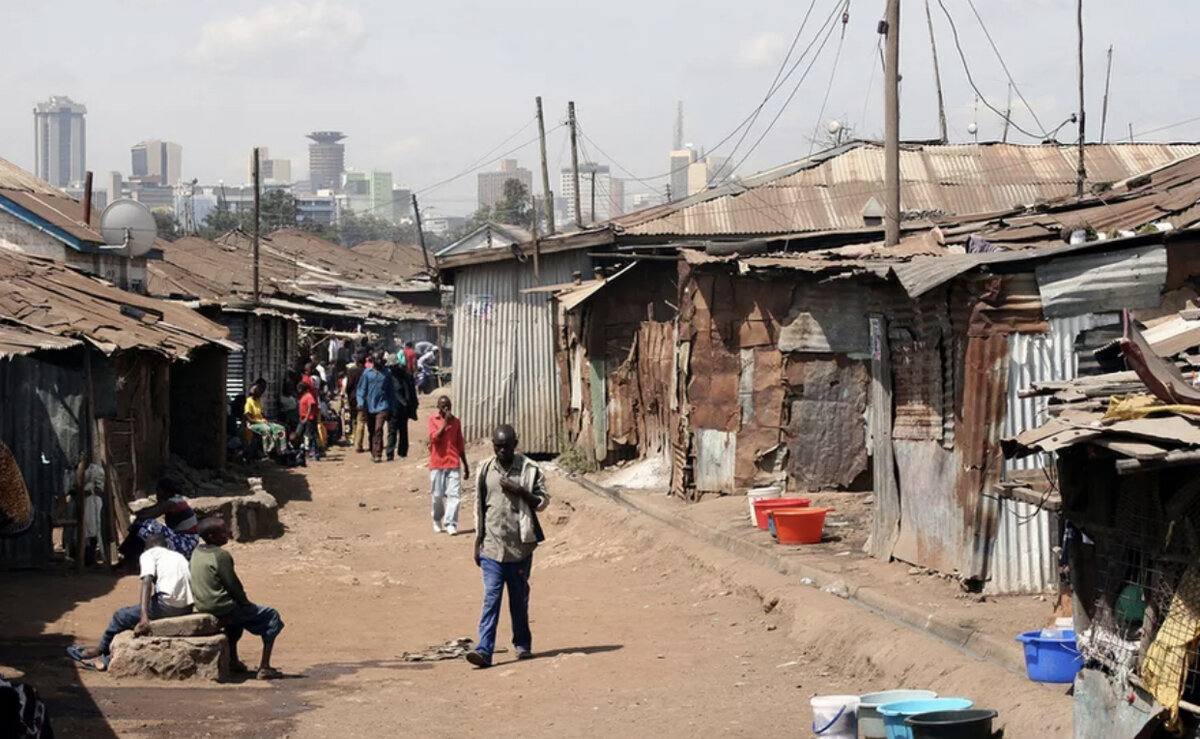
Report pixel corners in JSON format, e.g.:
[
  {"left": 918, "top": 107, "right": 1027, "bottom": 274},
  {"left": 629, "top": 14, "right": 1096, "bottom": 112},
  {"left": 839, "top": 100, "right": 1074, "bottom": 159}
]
[
  {"left": 256, "top": 666, "right": 284, "bottom": 680},
  {"left": 67, "top": 646, "right": 108, "bottom": 672}
]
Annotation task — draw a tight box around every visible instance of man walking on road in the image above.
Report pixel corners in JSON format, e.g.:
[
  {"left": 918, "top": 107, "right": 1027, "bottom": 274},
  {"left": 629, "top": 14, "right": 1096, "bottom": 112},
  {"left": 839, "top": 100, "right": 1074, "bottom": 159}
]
[
  {"left": 345, "top": 350, "right": 366, "bottom": 451},
  {"left": 387, "top": 355, "right": 419, "bottom": 461},
  {"left": 356, "top": 352, "right": 393, "bottom": 463},
  {"left": 466, "top": 424, "right": 550, "bottom": 668},
  {"left": 429, "top": 396, "right": 469, "bottom": 533}
]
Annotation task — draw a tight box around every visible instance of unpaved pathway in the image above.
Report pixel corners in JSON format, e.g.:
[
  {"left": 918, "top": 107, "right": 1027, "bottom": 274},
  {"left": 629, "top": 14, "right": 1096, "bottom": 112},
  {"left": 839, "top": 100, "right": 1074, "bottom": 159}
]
[{"left": 0, "top": 403, "right": 1073, "bottom": 737}]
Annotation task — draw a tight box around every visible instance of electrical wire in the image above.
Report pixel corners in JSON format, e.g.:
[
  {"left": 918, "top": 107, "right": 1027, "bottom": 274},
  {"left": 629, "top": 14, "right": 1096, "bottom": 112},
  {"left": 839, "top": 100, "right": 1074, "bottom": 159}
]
[
  {"left": 964, "top": 0, "right": 1048, "bottom": 135},
  {"left": 936, "top": 0, "right": 1048, "bottom": 140},
  {"left": 1132, "top": 115, "right": 1200, "bottom": 138},
  {"left": 808, "top": 1, "right": 851, "bottom": 155},
  {"left": 414, "top": 116, "right": 543, "bottom": 196},
  {"left": 716, "top": 1, "right": 845, "bottom": 186},
  {"left": 858, "top": 36, "right": 882, "bottom": 134}
]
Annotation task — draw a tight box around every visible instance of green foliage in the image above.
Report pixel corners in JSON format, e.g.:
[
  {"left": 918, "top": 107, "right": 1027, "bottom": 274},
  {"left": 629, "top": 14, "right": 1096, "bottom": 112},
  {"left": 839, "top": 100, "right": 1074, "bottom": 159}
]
[
  {"left": 338, "top": 209, "right": 416, "bottom": 247},
  {"left": 153, "top": 209, "right": 181, "bottom": 242},
  {"left": 492, "top": 179, "right": 531, "bottom": 228},
  {"left": 556, "top": 433, "right": 599, "bottom": 474}
]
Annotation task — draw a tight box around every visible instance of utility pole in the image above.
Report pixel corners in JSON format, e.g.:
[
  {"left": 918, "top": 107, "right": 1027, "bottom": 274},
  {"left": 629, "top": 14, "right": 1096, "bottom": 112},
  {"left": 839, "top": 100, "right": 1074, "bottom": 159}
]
[
  {"left": 530, "top": 190, "right": 541, "bottom": 285},
  {"left": 411, "top": 193, "right": 434, "bottom": 281},
  {"left": 82, "top": 171, "right": 93, "bottom": 225},
  {"left": 923, "top": 0, "right": 947, "bottom": 144},
  {"left": 1100, "top": 45, "right": 1114, "bottom": 143},
  {"left": 536, "top": 96, "right": 555, "bottom": 235},
  {"left": 1002, "top": 83, "right": 1013, "bottom": 143},
  {"left": 252, "top": 147, "right": 261, "bottom": 305},
  {"left": 1076, "top": 0, "right": 1086, "bottom": 198},
  {"left": 568, "top": 101, "right": 582, "bottom": 228},
  {"left": 883, "top": 0, "right": 901, "bottom": 246}
]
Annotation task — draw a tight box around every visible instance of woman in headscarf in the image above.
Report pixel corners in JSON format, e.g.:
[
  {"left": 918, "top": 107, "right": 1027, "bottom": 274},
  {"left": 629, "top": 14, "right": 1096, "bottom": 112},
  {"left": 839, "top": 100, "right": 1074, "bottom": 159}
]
[
  {"left": 0, "top": 440, "right": 33, "bottom": 538},
  {"left": 116, "top": 476, "right": 200, "bottom": 563}
]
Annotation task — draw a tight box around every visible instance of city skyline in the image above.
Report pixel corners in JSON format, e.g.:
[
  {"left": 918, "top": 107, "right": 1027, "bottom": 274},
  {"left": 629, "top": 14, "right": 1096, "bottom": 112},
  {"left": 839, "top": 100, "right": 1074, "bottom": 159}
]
[{"left": 8, "top": 2, "right": 1200, "bottom": 218}]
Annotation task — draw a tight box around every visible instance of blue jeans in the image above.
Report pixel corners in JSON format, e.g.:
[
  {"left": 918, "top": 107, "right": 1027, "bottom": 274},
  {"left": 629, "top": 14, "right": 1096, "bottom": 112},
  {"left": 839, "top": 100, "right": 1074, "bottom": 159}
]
[
  {"left": 221, "top": 603, "right": 285, "bottom": 648},
  {"left": 476, "top": 556, "right": 532, "bottom": 660},
  {"left": 99, "top": 596, "right": 192, "bottom": 654}
]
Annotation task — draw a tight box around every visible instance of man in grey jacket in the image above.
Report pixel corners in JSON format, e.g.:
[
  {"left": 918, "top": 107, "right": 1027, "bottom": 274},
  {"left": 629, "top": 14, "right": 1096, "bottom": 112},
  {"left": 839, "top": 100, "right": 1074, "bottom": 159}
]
[{"left": 466, "top": 425, "right": 550, "bottom": 668}]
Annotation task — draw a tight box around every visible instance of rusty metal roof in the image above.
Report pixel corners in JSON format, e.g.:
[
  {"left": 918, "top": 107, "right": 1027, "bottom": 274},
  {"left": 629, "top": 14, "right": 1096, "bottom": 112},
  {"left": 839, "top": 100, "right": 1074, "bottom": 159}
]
[
  {"left": 614, "top": 142, "right": 1200, "bottom": 238},
  {"left": 0, "top": 156, "right": 105, "bottom": 247},
  {"left": 0, "top": 249, "right": 235, "bottom": 359},
  {"left": 350, "top": 240, "right": 430, "bottom": 279}
]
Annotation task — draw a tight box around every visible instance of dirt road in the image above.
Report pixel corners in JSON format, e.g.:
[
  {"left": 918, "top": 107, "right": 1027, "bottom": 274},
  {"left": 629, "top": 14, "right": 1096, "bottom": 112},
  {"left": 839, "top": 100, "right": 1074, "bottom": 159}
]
[{"left": 1, "top": 403, "right": 1073, "bottom": 737}]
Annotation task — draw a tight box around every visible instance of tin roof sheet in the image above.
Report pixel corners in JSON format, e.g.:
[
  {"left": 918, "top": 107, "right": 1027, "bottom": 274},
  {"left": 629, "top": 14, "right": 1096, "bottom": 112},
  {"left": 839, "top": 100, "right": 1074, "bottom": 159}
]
[{"left": 0, "top": 156, "right": 104, "bottom": 246}]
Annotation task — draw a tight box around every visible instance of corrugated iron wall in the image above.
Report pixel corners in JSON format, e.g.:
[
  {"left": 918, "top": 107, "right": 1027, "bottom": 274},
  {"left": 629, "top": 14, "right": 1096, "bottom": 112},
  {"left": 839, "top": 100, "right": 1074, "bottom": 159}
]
[
  {"left": 453, "top": 252, "right": 590, "bottom": 453},
  {"left": 0, "top": 350, "right": 88, "bottom": 569},
  {"left": 986, "top": 497, "right": 1061, "bottom": 595}
]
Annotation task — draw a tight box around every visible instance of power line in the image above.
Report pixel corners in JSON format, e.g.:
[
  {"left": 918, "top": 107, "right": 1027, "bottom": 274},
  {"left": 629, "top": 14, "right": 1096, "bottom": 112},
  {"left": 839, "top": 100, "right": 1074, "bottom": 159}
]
[
  {"left": 936, "top": 0, "right": 1049, "bottom": 140},
  {"left": 858, "top": 36, "right": 883, "bottom": 132},
  {"left": 1132, "top": 115, "right": 1200, "bottom": 138},
  {"left": 808, "top": 1, "right": 851, "bottom": 155},
  {"left": 414, "top": 116, "right": 543, "bottom": 195},
  {"left": 716, "top": 1, "right": 845, "bottom": 186},
  {"left": 964, "top": 0, "right": 1048, "bottom": 135}
]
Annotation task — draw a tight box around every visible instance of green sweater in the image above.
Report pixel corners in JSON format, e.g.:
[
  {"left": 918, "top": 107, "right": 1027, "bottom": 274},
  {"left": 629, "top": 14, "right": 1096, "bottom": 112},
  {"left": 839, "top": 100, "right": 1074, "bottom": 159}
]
[{"left": 189, "top": 544, "right": 249, "bottom": 616}]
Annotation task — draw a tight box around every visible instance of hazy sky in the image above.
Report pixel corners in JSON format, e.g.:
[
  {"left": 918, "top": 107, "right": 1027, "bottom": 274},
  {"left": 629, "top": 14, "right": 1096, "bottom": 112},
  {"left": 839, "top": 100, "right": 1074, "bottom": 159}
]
[{"left": 3, "top": 1, "right": 1198, "bottom": 216}]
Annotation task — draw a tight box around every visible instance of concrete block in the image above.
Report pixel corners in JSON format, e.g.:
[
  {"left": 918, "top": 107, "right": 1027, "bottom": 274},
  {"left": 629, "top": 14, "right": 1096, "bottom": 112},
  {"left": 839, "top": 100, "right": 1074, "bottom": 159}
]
[{"left": 108, "top": 632, "right": 229, "bottom": 682}]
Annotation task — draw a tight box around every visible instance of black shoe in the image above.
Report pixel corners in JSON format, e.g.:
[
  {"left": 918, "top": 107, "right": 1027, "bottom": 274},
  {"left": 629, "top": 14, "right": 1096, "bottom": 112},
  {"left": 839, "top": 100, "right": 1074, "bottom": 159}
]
[
  {"left": 386, "top": 455, "right": 394, "bottom": 461},
  {"left": 465, "top": 650, "right": 492, "bottom": 668}
]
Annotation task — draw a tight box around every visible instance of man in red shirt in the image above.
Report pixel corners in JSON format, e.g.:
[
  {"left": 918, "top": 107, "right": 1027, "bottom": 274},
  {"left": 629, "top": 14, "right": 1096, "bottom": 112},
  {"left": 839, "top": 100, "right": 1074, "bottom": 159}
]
[
  {"left": 428, "top": 395, "right": 469, "bottom": 535},
  {"left": 402, "top": 342, "right": 418, "bottom": 374}
]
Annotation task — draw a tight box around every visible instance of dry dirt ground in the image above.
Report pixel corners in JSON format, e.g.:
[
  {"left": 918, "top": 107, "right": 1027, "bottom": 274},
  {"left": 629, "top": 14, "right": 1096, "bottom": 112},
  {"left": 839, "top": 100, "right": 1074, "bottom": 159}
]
[{"left": 1, "top": 400, "right": 1073, "bottom": 737}]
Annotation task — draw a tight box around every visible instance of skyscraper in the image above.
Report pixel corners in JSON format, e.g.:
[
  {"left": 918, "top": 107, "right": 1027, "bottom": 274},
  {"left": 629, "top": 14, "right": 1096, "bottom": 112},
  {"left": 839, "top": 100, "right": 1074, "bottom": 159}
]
[
  {"left": 131, "top": 140, "right": 182, "bottom": 185},
  {"left": 477, "top": 159, "right": 533, "bottom": 211},
  {"left": 307, "top": 131, "right": 346, "bottom": 192},
  {"left": 33, "top": 95, "right": 87, "bottom": 187},
  {"left": 668, "top": 147, "right": 696, "bottom": 203},
  {"left": 560, "top": 162, "right": 615, "bottom": 225},
  {"left": 249, "top": 147, "right": 293, "bottom": 184}
]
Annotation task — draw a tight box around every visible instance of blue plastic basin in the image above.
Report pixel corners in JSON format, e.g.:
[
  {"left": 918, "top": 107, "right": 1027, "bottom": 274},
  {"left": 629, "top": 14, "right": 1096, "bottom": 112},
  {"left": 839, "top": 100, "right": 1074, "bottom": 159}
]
[
  {"left": 1015, "top": 629, "right": 1082, "bottom": 683},
  {"left": 878, "top": 699, "right": 974, "bottom": 739}
]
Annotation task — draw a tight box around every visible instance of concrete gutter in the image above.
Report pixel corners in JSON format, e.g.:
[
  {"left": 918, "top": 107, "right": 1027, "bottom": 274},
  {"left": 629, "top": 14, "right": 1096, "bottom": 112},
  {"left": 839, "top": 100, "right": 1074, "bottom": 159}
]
[{"left": 569, "top": 474, "right": 1028, "bottom": 676}]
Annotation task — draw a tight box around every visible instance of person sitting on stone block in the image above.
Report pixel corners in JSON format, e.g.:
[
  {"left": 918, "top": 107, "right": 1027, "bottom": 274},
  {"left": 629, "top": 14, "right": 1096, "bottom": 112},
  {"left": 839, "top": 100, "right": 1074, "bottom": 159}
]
[
  {"left": 190, "top": 517, "right": 285, "bottom": 680},
  {"left": 67, "top": 533, "right": 194, "bottom": 671}
]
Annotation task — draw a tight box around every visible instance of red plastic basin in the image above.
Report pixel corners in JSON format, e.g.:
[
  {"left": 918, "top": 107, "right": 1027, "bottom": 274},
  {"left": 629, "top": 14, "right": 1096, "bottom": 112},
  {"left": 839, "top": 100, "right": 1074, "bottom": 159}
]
[
  {"left": 769, "top": 507, "right": 832, "bottom": 545},
  {"left": 752, "top": 497, "right": 811, "bottom": 529}
]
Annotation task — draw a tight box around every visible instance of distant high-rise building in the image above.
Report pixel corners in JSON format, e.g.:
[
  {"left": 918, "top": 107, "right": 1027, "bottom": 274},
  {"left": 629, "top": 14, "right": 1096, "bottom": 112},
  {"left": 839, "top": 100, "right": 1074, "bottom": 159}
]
[
  {"left": 477, "top": 158, "right": 533, "bottom": 211},
  {"left": 370, "top": 171, "right": 393, "bottom": 219},
  {"left": 307, "top": 131, "right": 346, "bottom": 192},
  {"left": 341, "top": 171, "right": 372, "bottom": 215},
  {"left": 33, "top": 95, "right": 87, "bottom": 187},
  {"left": 131, "top": 140, "right": 182, "bottom": 186},
  {"left": 668, "top": 147, "right": 697, "bottom": 203},
  {"left": 686, "top": 155, "right": 732, "bottom": 196},
  {"left": 631, "top": 192, "right": 662, "bottom": 211},
  {"left": 249, "top": 147, "right": 293, "bottom": 184},
  {"left": 609, "top": 178, "right": 625, "bottom": 218},
  {"left": 560, "top": 162, "right": 615, "bottom": 225},
  {"left": 392, "top": 186, "right": 413, "bottom": 222},
  {"left": 106, "top": 171, "right": 124, "bottom": 202}
]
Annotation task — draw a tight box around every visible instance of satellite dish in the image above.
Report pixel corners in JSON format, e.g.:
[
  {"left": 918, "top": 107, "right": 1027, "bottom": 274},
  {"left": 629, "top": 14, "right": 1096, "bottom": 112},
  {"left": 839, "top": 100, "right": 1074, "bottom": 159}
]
[{"left": 100, "top": 199, "right": 157, "bottom": 257}]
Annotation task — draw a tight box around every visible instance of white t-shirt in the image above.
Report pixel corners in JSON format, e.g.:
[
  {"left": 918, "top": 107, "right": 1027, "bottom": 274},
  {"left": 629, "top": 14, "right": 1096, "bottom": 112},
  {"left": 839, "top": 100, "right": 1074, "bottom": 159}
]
[{"left": 139, "top": 547, "right": 194, "bottom": 608}]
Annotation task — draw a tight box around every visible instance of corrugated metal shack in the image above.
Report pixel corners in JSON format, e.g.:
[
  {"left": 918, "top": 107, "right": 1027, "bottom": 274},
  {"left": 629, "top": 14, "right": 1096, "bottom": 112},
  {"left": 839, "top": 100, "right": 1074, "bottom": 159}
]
[
  {"left": 148, "top": 230, "right": 441, "bottom": 415},
  {"left": 1004, "top": 315, "right": 1200, "bottom": 736},
  {"left": 0, "top": 250, "right": 236, "bottom": 568},
  {"left": 436, "top": 222, "right": 611, "bottom": 453},
  {"left": 553, "top": 155, "right": 1200, "bottom": 596}
]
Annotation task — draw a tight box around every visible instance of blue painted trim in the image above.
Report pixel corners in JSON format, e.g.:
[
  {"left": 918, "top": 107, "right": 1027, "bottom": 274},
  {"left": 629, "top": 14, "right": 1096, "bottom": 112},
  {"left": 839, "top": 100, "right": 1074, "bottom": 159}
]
[{"left": 0, "top": 194, "right": 93, "bottom": 252}]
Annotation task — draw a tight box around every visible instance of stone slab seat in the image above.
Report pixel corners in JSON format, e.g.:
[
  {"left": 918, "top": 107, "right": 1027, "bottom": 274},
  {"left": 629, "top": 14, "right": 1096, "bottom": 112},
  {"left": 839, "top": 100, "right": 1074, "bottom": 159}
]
[{"left": 108, "top": 614, "right": 230, "bottom": 682}]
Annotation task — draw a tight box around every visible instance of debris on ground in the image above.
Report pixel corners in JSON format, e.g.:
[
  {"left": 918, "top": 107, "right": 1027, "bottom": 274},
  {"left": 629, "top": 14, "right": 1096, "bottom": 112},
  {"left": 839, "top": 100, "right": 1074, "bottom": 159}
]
[{"left": 402, "top": 638, "right": 476, "bottom": 662}]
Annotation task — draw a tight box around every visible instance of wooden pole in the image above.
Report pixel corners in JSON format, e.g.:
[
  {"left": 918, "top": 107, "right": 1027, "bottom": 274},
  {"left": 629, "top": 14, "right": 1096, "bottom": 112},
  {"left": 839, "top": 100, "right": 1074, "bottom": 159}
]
[
  {"left": 590, "top": 170, "right": 597, "bottom": 224},
  {"left": 883, "top": 0, "right": 901, "bottom": 246},
  {"left": 252, "top": 147, "right": 261, "bottom": 304},
  {"left": 923, "top": 0, "right": 947, "bottom": 144},
  {"left": 1076, "top": 0, "right": 1087, "bottom": 197},
  {"left": 1002, "top": 83, "right": 1013, "bottom": 143},
  {"left": 536, "top": 96, "right": 555, "bottom": 235},
  {"left": 82, "top": 171, "right": 93, "bottom": 225},
  {"left": 568, "top": 101, "right": 582, "bottom": 228},
  {"left": 411, "top": 193, "right": 435, "bottom": 284},
  {"left": 79, "top": 349, "right": 96, "bottom": 572},
  {"left": 1100, "top": 45, "right": 1113, "bottom": 143},
  {"left": 530, "top": 191, "right": 541, "bottom": 285}
]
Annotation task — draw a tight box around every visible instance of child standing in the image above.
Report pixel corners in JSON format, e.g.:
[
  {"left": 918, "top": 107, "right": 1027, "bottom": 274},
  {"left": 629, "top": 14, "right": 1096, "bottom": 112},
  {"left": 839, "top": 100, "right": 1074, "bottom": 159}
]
[{"left": 297, "top": 382, "right": 321, "bottom": 461}]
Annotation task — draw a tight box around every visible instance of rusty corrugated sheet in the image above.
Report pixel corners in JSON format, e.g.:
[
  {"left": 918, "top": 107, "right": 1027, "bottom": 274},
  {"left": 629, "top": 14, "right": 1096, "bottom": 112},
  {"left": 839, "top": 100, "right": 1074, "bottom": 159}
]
[
  {"left": 784, "top": 356, "right": 869, "bottom": 489},
  {"left": 891, "top": 339, "right": 944, "bottom": 441},
  {"left": 985, "top": 497, "right": 1060, "bottom": 595},
  {"left": 452, "top": 250, "right": 589, "bottom": 452},
  {"left": 694, "top": 428, "right": 736, "bottom": 492},
  {"left": 0, "top": 325, "right": 80, "bottom": 358},
  {"left": 620, "top": 143, "right": 1200, "bottom": 237},
  {"left": 636, "top": 321, "right": 674, "bottom": 459}
]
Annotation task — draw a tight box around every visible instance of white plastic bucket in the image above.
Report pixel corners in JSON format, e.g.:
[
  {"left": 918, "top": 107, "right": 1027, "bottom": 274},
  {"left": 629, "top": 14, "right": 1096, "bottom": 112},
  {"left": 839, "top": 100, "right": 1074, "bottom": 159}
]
[
  {"left": 746, "top": 486, "right": 782, "bottom": 520},
  {"left": 811, "top": 695, "right": 859, "bottom": 737}
]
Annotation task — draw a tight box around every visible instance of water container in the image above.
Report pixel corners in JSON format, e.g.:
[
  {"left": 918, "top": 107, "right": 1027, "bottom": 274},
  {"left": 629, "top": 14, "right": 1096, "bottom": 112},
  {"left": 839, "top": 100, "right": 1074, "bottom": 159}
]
[
  {"left": 858, "top": 690, "right": 939, "bottom": 738},
  {"left": 878, "top": 699, "right": 974, "bottom": 739},
  {"left": 746, "top": 486, "right": 782, "bottom": 519},
  {"left": 811, "top": 695, "right": 859, "bottom": 737},
  {"left": 905, "top": 709, "right": 998, "bottom": 739},
  {"left": 1015, "top": 629, "right": 1082, "bottom": 683}
]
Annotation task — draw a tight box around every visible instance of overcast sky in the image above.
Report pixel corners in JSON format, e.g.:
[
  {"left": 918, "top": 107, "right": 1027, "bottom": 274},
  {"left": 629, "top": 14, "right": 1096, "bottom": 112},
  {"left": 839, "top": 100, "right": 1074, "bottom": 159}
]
[{"left": 2, "top": 1, "right": 1198, "bottom": 216}]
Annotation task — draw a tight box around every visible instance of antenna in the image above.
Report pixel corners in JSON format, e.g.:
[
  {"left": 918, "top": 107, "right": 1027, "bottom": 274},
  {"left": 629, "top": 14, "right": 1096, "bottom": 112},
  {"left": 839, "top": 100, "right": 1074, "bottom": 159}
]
[{"left": 99, "top": 199, "right": 156, "bottom": 257}]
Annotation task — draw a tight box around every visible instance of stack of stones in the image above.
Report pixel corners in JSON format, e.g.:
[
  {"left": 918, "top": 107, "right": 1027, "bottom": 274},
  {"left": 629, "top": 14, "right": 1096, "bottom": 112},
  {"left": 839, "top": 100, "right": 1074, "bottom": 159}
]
[{"left": 108, "top": 614, "right": 229, "bottom": 682}]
